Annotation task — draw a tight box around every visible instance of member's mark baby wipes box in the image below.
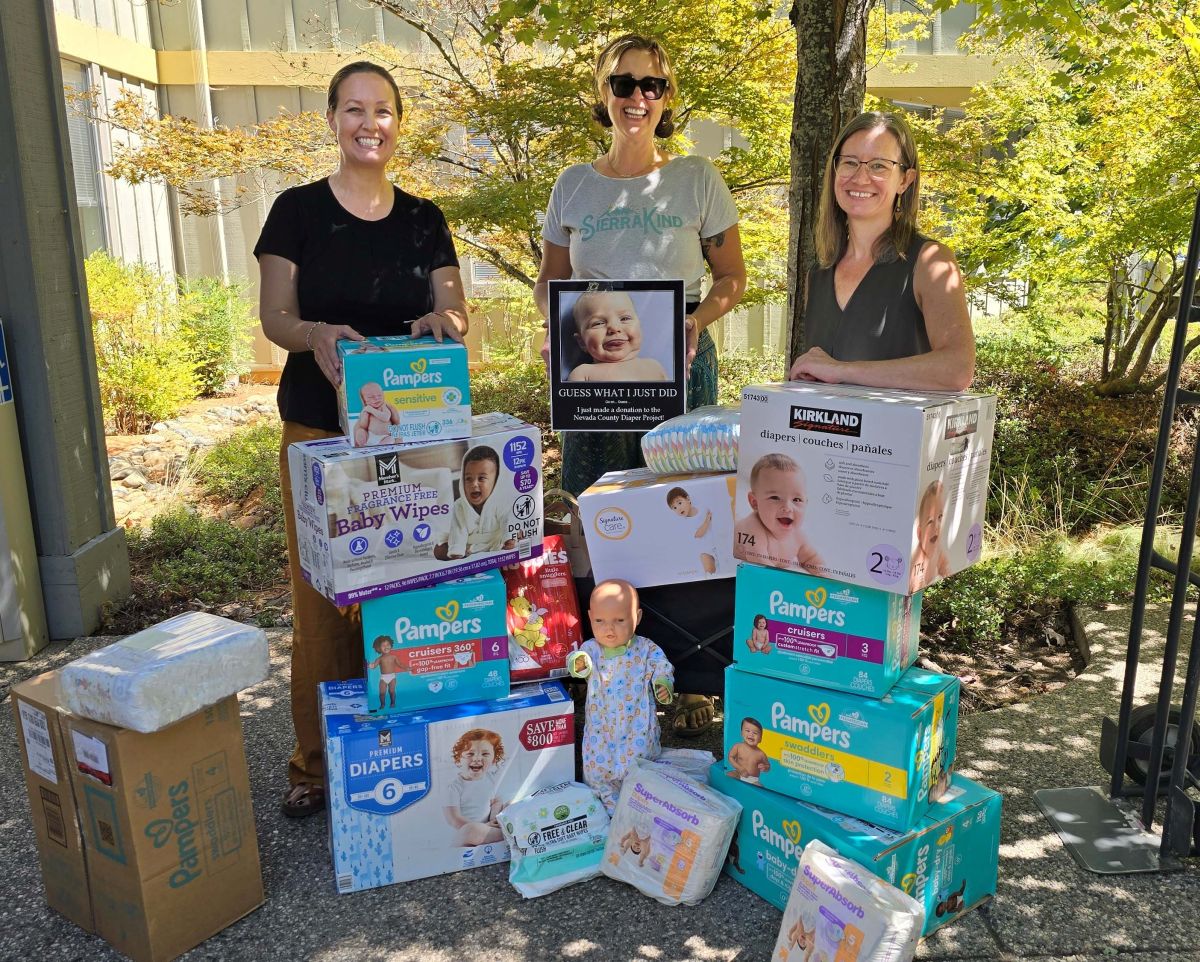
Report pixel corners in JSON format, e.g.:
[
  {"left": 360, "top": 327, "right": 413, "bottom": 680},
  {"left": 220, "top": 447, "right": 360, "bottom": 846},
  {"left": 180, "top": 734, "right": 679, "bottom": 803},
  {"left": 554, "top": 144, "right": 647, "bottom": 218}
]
[
  {"left": 321, "top": 678, "right": 575, "bottom": 892},
  {"left": 723, "top": 665, "right": 959, "bottom": 831},
  {"left": 289, "top": 412, "right": 544, "bottom": 604},
  {"left": 361, "top": 571, "right": 510, "bottom": 713},
  {"left": 733, "top": 563, "right": 920, "bottom": 697},
  {"left": 735, "top": 383, "right": 995, "bottom": 595},
  {"left": 337, "top": 334, "right": 470, "bottom": 445}
]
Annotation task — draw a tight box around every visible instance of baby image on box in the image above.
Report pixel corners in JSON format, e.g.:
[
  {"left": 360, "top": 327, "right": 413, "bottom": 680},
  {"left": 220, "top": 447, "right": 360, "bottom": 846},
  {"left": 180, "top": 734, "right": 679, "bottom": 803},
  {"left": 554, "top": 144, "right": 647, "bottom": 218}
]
[
  {"left": 435, "top": 445, "right": 516, "bottom": 560},
  {"left": 745, "top": 614, "right": 771, "bottom": 654},
  {"left": 733, "top": 453, "right": 824, "bottom": 573},
  {"left": 367, "top": 634, "right": 401, "bottom": 708},
  {"left": 443, "top": 728, "right": 509, "bottom": 847},
  {"left": 725, "top": 717, "right": 771, "bottom": 784},
  {"left": 561, "top": 290, "right": 671, "bottom": 383},
  {"left": 353, "top": 381, "right": 401, "bottom": 446},
  {"left": 665, "top": 485, "right": 722, "bottom": 577},
  {"left": 909, "top": 478, "right": 950, "bottom": 593}
]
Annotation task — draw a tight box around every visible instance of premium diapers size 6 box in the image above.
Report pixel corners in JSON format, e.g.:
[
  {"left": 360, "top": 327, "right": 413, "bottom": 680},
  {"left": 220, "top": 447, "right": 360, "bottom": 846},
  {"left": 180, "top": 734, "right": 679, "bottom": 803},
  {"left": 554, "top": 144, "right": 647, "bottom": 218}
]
[
  {"left": 361, "top": 572, "right": 510, "bottom": 713},
  {"left": 289, "top": 412, "right": 544, "bottom": 604},
  {"left": 579, "top": 468, "right": 737, "bottom": 587},
  {"left": 709, "top": 765, "right": 1001, "bottom": 937},
  {"left": 735, "top": 383, "right": 995, "bottom": 596},
  {"left": 321, "top": 678, "right": 575, "bottom": 892},
  {"left": 723, "top": 665, "right": 959, "bottom": 831},
  {"left": 337, "top": 334, "right": 471, "bottom": 445},
  {"left": 733, "top": 563, "right": 920, "bottom": 697}
]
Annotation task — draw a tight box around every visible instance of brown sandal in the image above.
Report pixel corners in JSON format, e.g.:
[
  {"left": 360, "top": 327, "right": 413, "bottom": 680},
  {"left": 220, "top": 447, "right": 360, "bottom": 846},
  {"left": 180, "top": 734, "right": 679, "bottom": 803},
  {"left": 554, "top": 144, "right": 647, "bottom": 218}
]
[
  {"left": 672, "top": 693, "right": 717, "bottom": 738},
  {"left": 282, "top": 782, "right": 326, "bottom": 818}
]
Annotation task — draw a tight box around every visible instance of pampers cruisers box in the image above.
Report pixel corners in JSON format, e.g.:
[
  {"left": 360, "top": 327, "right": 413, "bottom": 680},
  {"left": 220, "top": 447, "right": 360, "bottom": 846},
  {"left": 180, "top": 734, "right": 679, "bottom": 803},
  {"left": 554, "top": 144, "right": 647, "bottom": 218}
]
[
  {"left": 321, "top": 677, "right": 575, "bottom": 892},
  {"left": 289, "top": 412, "right": 544, "bottom": 604},
  {"left": 337, "top": 334, "right": 471, "bottom": 445},
  {"left": 708, "top": 765, "right": 1001, "bottom": 936},
  {"left": 723, "top": 665, "right": 959, "bottom": 832},
  {"left": 360, "top": 571, "right": 510, "bottom": 713},
  {"left": 735, "top": 383, "right": 995, "bottom": 596},
  {"left": 733, "top": 563, "right": 920, "bottom": 697},
  {"left": 579, "top": 468, "right": 737, "bottom": 587}
]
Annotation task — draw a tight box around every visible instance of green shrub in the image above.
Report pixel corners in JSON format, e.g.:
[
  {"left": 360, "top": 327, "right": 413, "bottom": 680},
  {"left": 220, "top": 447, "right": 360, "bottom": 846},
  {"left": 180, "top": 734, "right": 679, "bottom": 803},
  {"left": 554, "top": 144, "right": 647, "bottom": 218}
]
[
  {"left": 192, "top": 423, "right": 283, "bottom": 524},
  {"left": 471, "top": 358, "right": 551, "bottom": 429},
  {"left": 717, "top": 349, "right": 787, "bottom": 405},
  {"left": 178, "top": 276, "right": 256, "bottom": 395}
]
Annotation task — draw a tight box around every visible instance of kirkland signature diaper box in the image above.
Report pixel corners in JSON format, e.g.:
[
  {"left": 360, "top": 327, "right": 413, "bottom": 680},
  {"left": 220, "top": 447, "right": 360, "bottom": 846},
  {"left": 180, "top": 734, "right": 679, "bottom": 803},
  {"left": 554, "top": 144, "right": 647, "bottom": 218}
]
[
  {"left": 361, "top": 572, "right": 510, "bottom": 714},
  {"left": 337, "top": 334, "right": 471, "bottom": 445},
  {"left": 722, "top": 665, "right": 960, "bottom": 832},
  {"left": 289, "top": 412, "right": 544, "bottom": 605},
  {"left": 735, "top": 383, "right": 995, "bottom": 596},
  {"left": 579, "top": 468, "right": 737, "bottom": 588},
  {"left": 321, "top": 678, "right": 575, "bottom": 893},
  {"left": 709, "top": 766, "right": 1001, "bottom": 937},
  {"left": 733, "top": 563, "right": 920, "bottom": 697}
]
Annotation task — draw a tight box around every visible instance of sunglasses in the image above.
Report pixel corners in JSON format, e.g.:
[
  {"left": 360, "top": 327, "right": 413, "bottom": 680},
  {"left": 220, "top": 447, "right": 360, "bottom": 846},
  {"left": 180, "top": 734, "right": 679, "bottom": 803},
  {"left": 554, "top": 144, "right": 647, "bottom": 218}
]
[{"left": 607, "top": 73, "right": 669, "bottom": 101}]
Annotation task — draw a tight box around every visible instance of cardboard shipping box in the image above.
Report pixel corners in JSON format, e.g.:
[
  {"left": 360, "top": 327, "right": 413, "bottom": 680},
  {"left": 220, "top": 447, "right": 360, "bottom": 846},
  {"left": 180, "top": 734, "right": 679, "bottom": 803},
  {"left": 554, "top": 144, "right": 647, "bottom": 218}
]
[{"left": 12, "top": 669, "right": 263, "bottom": 962}]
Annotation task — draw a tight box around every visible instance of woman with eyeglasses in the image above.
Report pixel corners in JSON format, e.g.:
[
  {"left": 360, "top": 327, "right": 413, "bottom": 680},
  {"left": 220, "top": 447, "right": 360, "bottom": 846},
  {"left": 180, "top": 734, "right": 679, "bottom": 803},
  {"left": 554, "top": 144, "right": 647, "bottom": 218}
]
[{"left": 788, "top": 111, "right": 974, "bottom": 390}]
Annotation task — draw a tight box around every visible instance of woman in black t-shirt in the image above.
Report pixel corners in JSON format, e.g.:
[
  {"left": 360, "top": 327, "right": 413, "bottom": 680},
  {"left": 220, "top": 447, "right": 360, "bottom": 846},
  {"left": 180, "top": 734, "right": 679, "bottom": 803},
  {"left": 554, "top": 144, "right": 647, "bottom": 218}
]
[{"left": 254, "top": 61, "right": 468, "bottom": 818}]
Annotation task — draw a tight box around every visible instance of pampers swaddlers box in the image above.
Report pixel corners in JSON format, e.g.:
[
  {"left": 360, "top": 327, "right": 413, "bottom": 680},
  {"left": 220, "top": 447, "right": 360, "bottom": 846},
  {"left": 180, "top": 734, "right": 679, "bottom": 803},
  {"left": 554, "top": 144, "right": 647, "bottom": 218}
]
[
  {"left": 733, "top": 563, "right": 920, "bottom": 697},
  {"left": 723, "top": 665, "right": 959, "bottom": 831},
  {"left": 337, "top": 335, "right": 470, "bottom": 445},
  {"left": 321, "top": 678, "right": 575, "bottom": 893},
  {"left": 360, "top": 572, "right": 510, "bottom": 713},
  {"left": 289, "top": 412, "right": 544, "bottom": 604},
  {"left": 736, "top": 383, "right": 995, "bottom": 596}
]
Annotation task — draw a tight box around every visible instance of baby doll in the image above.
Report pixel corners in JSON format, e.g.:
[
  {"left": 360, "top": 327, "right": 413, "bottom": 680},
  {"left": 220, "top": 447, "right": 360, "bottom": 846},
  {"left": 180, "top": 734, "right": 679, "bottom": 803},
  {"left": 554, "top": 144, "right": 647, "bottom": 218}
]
[
  {"left": 746, "top": 613, "right": 771, "bottom": 654},
  {"left": 354, "top": 381, "right": 400, "bottom": 446},
  {"left": 726, "top": 717, "right": 771, "bottom": 783},
  {"left": 366, "top": 635, "right": 403, "bottom": 708},
  {"left": 909, "top": 478, "right": 951, "bottom": 593},
  {"left": 443, "top": 728, "right": 508, "bottom": 846},
  {"left": 566, "top": 291, "right": 668, "bottom": 383},
  {"left": 733, "top": 453, "right": 824, "bottom": 573},
  {"left": 568, "top": 579, "right": 674, "bottom": 813}
]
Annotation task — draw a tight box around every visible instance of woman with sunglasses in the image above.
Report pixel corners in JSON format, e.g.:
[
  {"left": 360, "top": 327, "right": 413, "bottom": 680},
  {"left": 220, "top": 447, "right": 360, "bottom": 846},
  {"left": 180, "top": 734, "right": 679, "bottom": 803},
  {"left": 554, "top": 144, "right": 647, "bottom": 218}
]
[
  {"left": 535, "top": 33, "right": 746, "bottom": 736},
  {"left": 788, "top": 111, "right": 974, "bottom": 390}
]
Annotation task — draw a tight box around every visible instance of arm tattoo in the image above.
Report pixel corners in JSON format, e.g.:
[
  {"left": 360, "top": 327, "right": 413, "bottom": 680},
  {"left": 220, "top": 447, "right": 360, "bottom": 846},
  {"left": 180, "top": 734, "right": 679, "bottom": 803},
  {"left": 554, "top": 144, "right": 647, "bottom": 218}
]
[{"left": 700, "top": 231, "right": 726, "bottom": 265}]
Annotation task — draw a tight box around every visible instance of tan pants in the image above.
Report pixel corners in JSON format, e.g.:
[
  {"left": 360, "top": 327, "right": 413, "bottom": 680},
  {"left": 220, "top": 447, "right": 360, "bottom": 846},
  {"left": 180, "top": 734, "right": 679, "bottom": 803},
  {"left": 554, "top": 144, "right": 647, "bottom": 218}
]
[{"left": 279, "top": 421, "right": 363, "bottom": 786}]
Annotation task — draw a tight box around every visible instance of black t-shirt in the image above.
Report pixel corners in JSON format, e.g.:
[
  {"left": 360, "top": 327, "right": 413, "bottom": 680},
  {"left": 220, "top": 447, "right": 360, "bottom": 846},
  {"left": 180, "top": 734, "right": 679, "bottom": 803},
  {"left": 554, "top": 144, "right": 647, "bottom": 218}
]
[{"left": 253, "top": 179, "right": 460, "bottom": 430}]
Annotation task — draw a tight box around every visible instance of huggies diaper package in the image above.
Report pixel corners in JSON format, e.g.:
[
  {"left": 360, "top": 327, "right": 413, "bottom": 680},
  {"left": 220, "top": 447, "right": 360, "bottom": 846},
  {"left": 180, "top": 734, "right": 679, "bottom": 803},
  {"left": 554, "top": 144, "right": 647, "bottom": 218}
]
[
  {"left": 501, "top": 535, "right": 585, "bottom": 684},
  {"left": 733, "top": 563, "right": 921, "bottom": 697},
  {"left": 709, "top": 765, "right": 1001, "bottom": 937},
  {"left": 579, "top": 468, "right": 737, "bottom": 588},
  {"left": 735, "top": 383, "right": 995, "bottom": 596},
  {"left": 498, "top": 780, "right": 610, "bottom": 897},
  {"left": 360, "top": 572, "right": 510, "bottom": 713},
  {"left": 601, "top": 759, "right": 741, "bottom": 906},
  {"left": 289, "top": 412, "right": 544, "bottom": 604},
  {"left": 321, "top": 678, "right": 575, "bottom": 893},
  {"left": 723, "top": 665, "right": 959, "bottom": 832},
  {"left": 337, "top": 335, "right": 471, "bottom": 445}
]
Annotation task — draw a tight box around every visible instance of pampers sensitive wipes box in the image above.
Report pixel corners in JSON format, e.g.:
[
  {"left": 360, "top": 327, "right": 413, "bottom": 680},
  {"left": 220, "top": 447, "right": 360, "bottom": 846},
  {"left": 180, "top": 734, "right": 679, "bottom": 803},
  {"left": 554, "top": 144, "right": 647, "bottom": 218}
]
[
  {"left": 708, "top": 765, "right": 1001, "bottom": 937},
  {"left": 723, "top": 665, "right": 959, "bottom": 832},
  {"left": 321, "top": 678, "right": 574, "bottom": 893},
  {"left": 337, "top": 335, "right": 470, "bottom": 445},
  {"left": 360, "top": 572, "right": 510, "bottom": 713},
  {"left": 289, "top": 412, "right": 544, "bottom": 604},
  {"left": 735, "top": 382, "right": 995, "bottom": 596},
  {"left": 733, "top": 563, "right": 920, "bottom": 697}
]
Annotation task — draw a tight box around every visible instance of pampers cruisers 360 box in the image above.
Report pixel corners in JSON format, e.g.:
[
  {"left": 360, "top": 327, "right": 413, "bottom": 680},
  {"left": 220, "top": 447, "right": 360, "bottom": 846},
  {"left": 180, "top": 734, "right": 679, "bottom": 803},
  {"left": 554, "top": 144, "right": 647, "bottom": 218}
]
[
  {"left": 735, "top": 383, "right": 995, "bottom": 596},
  {"left": 722, "top": 665, "right": 959, "bottom": 832},
  {"left": 321, "top": 678, "right": 574, "bottom": 892},
  {"left": 289, "top": 412, "right": 544, "bottom": 605}
]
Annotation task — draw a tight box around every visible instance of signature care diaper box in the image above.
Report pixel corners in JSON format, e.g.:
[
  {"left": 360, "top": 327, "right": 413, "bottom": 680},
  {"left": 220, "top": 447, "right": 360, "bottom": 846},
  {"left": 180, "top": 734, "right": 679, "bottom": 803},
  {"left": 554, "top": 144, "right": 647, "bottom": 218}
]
[
  {"left": 579, "top": 468, "right": 737, "bottom": 587},
  {"left": 723, "top": 665, "right": 959, "bottom": 832},
  {"left": 289, "top": 412, "right": 544, "bottom": 604},
  {"left": 321, "top": 678, "right": 574, "bottom": 892},
  {"left": 735, "top": 383, "right": 996, "bottom": 595},
  {"left": 709, "top": 765, "right": 1001, "bottom": 937},
  {"left": 733, "top": 564, "right": 920, "bottom": 697},
  {"left": 337, "top": 335, "right": 471, "bottom": 445}
]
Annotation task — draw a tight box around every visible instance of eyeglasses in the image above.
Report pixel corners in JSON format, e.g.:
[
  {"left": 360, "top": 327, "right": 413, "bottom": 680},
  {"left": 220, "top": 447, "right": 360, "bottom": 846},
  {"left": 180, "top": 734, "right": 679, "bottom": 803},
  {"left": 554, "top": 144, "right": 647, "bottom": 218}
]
[
  {"left": 607, "top": 73, "right": 669, "bottom": 101},
  {"left": 835, "top": 156, "right": 907, "bottom": 178}
]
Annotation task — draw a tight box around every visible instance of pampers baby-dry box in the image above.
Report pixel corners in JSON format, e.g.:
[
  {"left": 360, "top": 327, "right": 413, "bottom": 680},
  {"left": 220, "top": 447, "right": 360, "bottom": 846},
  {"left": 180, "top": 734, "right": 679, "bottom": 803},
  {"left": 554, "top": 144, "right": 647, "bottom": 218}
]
[
  {"left": 321, "top": 678, "right": 574, "bottom": 893},
  {"left": 723, "top": 665, "right": 959, "bottom": 831},
  {"left": 709, "top": 765, "right": 1001, "bottom": 937},
  {"left": 360, "top": 572, "right": 510, "bottom": 713},
  {"left": 289, "top": 412, "right": 544, "bottom": 604},
  {"left": 736, "top": 383, "right": 995, "bottom": 596},
  {"left": 733, "top": 563, "right": 920, "bottom": 697},
  {"left": 337, "top": 334, "right": 471, "bottom": 445}
]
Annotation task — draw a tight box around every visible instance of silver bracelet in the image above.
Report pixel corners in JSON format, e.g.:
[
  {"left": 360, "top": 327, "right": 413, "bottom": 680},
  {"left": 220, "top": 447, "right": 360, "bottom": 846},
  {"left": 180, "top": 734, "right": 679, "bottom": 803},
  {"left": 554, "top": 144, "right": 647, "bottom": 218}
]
[{"left": 305, "top": 321, "right": 323, "bottom": 351}]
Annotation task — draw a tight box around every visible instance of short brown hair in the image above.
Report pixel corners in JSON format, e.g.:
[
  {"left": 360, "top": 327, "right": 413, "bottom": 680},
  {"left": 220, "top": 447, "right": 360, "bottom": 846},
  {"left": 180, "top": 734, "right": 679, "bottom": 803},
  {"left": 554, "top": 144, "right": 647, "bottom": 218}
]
[
  {"left": 666, "top": 486, "right": 690, "bottom": 506},
  {"left": 591, "top": 34, "right": 677, "bottom": 138},
  {"left": 327, "top": 61, "right": 403, "bottom": 120},
  {"left": 749, "top": 452, "right": 799, "bottom": 488}
]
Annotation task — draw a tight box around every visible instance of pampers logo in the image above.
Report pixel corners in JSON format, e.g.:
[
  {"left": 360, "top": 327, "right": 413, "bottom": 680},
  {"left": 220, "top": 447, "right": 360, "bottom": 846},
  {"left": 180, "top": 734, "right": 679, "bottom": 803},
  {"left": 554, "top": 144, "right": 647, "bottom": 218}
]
[
  {"left": 382, "top": 357, "right": 442, "bottom": 389},
  {"left": 751, "top": 809, "right": 803, "bottom": 861},
  {"left": 771, "top": 701, "right": 853, "bottom": 749},
  {"left": 789, "top": 405, "right": 863, "bottom": 437},
  {"left": 769, "top": 587, "right": 847, "bottom": 628},
  {"left": 579, "top": 205, "right": 684, "bottom": 241},
  {"left": 144, "top": 780, "right": 203, "bottom": 888},
  {"left": 393, "top": 600, "right": 483, "bottom": 642}
]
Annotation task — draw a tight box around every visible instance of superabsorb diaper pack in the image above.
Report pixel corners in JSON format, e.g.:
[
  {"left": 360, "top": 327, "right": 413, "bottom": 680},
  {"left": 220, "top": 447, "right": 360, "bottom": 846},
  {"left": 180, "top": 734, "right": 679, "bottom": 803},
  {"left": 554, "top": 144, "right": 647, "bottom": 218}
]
[
  {"left": 641, "top": 405, "right": 740, "bottom": 474},
  {"left": 723, "top": 665, "right": 959, "bottom": 832},
  {"left": 601, "top": 759, "right": 741, "bottom": 906},
  {"left": 733, "top": 564, "right": 921, "bottom": 697},
  {"left": 499, "top": 781, "right": 610, "bottom": 897}
]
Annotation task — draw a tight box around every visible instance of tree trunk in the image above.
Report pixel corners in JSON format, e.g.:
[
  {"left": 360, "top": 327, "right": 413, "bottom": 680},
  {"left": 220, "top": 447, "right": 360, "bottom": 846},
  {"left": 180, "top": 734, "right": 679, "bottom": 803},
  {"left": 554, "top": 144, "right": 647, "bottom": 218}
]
[{"left": 785, "top": 0, "right": 874, "bottom": 375}]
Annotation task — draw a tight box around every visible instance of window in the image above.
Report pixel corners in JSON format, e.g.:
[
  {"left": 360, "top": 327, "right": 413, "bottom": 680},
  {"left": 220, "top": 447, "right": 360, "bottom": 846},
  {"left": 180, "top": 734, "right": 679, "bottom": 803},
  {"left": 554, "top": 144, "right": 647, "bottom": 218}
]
[{"left": 60, "top": 60, "right": 107, "bottom": 257}]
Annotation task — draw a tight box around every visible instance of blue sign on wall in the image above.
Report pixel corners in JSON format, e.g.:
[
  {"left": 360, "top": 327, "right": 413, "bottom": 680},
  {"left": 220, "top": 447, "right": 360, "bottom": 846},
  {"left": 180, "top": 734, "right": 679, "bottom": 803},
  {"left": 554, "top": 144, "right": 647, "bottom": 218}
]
[{"left": 0, "top": 320, "right": 11, "bottom": 406}]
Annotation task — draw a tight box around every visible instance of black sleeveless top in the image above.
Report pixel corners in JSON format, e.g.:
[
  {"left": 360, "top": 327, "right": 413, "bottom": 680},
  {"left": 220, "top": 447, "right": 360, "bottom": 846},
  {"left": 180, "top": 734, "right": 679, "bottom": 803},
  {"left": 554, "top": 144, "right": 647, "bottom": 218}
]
[{"left": 803, "top": 233, "right": 932, "bottom": 362}]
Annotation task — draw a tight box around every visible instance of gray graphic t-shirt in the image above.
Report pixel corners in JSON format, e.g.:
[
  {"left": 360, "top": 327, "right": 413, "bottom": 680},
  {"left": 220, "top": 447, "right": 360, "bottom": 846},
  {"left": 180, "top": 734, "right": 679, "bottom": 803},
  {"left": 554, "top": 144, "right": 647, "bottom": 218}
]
[{"left": 542, "top": 155, "right": 739, "bottom": 301}]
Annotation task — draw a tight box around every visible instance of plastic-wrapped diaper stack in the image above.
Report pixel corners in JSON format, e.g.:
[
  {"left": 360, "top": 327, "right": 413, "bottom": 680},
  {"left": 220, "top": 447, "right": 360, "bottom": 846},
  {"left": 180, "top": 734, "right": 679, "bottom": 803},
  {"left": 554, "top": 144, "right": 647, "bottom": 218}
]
[
  {"left": 499, "top": 781, "right": 610, "bottom": 898},
  {"left": 641, "top": 405, "right": 740, "bottom": 474}
]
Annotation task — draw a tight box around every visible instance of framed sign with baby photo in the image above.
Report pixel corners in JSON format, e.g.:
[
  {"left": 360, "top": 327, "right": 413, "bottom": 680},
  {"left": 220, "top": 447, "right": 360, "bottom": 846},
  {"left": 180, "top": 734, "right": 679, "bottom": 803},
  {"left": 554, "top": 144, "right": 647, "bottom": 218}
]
[{"left": 548, "top": 279, "right": 687, "bottom": 432}]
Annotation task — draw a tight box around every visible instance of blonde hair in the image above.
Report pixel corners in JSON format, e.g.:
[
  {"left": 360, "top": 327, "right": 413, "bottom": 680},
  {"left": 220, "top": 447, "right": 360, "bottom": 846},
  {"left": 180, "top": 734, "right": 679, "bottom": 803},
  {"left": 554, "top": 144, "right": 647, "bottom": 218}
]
[
  {"left": 815, "top": 111, "right": 921, "bottom": 268},
  {"left": 591, "top": 34, "right": 678, "bottom": 138}
]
